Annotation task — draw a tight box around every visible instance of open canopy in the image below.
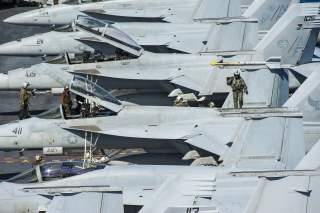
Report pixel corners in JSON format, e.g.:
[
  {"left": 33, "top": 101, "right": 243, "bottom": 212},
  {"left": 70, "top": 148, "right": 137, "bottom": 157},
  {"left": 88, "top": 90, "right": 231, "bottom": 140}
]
[
  {"left": 75, "top": 15, "right": 144, "bottom": 57},
  {"left": 70, "top": 75, "right": 123, "bottom": 112}
]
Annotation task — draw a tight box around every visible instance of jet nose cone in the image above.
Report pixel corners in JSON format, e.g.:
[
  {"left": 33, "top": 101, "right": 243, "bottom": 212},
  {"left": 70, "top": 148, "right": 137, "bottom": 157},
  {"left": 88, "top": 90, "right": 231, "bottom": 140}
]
[
  {"left": 3, "top": 10, "right": 43, "bottom": 25},
  {"left": 3, "top": 14, "right": 28, "bottom": 25},
  {"left": 0, "top": 40, "right": 37, "bottom": 56},
  {"left": 3, "top": 10, "right": 51, "bottom": 25},
  {"left": 3, "top": 15, "right": 19, "bottom": 24},
  {"left": 0, "top": 42, "right": 20, "bottom": 56}
]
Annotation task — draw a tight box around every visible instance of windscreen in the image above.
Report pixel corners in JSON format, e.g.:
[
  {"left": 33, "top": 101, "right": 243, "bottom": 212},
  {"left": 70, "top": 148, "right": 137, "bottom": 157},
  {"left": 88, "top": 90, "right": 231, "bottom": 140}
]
[
  {"left": 37, "top": 106, "right": 62, "bottom": 119},
  {"left": 71, "top": 75, "right": 122, "bottom": 105},
  {"left": 7, "top": 161, "right": 106, "bottom": 183}
]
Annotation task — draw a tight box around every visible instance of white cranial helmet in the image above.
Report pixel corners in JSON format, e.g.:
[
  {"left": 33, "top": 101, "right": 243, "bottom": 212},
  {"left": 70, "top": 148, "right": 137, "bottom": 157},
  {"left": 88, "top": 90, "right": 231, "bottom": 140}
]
[{"left": 176, "top": 96, "right": 183, "bottom": 102}]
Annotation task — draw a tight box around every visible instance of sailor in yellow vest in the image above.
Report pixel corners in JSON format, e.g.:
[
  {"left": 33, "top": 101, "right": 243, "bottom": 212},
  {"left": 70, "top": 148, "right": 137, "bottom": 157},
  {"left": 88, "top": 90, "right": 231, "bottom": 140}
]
[
  {"left": 19, "top": 82, "right": 31, "bottom": 120},
  {"left": 60, "top": 85, "right": 73, "bottom": 118},
  {"left": 228, "top": 71, "right": 248, "bottom": 109}
]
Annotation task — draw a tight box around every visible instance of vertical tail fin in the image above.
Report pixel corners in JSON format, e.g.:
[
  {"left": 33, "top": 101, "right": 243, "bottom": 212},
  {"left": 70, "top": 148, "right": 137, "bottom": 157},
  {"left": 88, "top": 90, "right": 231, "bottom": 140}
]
[
  {"left": 254, "top": 3, "right": 320, "bottom": 66},
  {"left": 284, "top": 70, "right": 320, "bottom": 117},
  {"left": 297, "top": 29, "right": 319, "bottom": 64},
  {"left": 192, "top": 0, "right": 241, "bottom": 20},
  {"left": 284, "top": 70, "right": 320, "bottom": 151},
  {"left": 243, "top": 0, "right": 294, "bottom": 31}
]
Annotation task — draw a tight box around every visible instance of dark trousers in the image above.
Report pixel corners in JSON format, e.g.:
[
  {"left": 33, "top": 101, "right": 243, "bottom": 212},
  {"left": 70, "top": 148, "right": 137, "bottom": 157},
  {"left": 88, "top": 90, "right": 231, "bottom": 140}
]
[
  {"left": 19, "top": 105, "right": 30, "bottom": 120},
  {"left": 62, "top": 104, "right": 72, "bottom": 119}
]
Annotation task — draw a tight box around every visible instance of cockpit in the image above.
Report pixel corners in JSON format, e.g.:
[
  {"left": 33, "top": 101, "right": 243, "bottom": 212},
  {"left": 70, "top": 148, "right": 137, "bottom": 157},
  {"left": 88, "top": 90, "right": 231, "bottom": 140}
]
[
  {"left": 71, "top": 75, "right": 121, "bottom": 105},
  {"left": 60, "top": 75, "right": 122, "bottom": 120},
  {"left": 27, "top": 76, "right": 120, "bottom": 121},
  {"left": 76, "top": 15, "right": 143, "bottom": 56},
  {"left": 75, "top": 15, "right": 141, "bottom": 48},
  {"left": 6, "top": 160, "right": 105, "bottom": 183},
  {"left": 46, "top": 15, "right": 142, "bottom": 65}
]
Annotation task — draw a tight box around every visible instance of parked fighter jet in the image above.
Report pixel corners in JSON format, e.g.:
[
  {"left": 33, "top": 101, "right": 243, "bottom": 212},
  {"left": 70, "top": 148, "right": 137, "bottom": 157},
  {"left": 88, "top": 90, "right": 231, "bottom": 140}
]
[
  {"left": 1, "top": 3, "right": 317, "bottom": 107},
  {"left": 0, "top": 0, "right": 291, "bottom": 56},
  {"left": 3, "top": 0, "right": 249, "bottom": 26},
  {"left": 0, "top": 134, "right": 318, "bottom": 213},
  {"left": 0, "top": 74, "right": 306, "bottom": 160}
]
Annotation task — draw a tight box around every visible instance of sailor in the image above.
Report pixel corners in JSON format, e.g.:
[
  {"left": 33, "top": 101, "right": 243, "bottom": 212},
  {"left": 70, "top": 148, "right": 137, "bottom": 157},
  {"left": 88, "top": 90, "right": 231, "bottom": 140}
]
[
  {"left": 32, "top": 154, "right": 43, "bottom": 166},
  {"left": 82, "top": 51, "right": 91, "bottom": 63},
  {"left": 19, "top": 82, "right": 31, "bottom": 120},
  {"left": 75, "top": 95, "right": 84, "bottom": 112},
  {"left": 228, "top": 71, "right": 248, "bottom": 109},
  {"left": 208, "top": 101, "right": 215, "bottom": 108},
  {"left": 60, "top": 85, "right": 72, "bottom": 118},
  {"left": 173, "top": 96, "right": 182, "bottom": 106},
  {"left": 173, "top": 96, "right": 188, "bottom": 107}
]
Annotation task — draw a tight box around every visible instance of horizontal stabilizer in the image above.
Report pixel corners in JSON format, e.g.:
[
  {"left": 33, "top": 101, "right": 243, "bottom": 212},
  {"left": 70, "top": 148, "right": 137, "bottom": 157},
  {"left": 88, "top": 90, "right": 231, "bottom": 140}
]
[
  {"left": 192, "top": 0, "right": 241, "bottom": 21},
  {"left": 170, "top": 75, "right": 202, "bottom": 92},
  {"left": 185, "top": 134, "right": 229, "bottom": 156},
  {"left": 168, "top": 20, "right": 258, "bottom": 54}
]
